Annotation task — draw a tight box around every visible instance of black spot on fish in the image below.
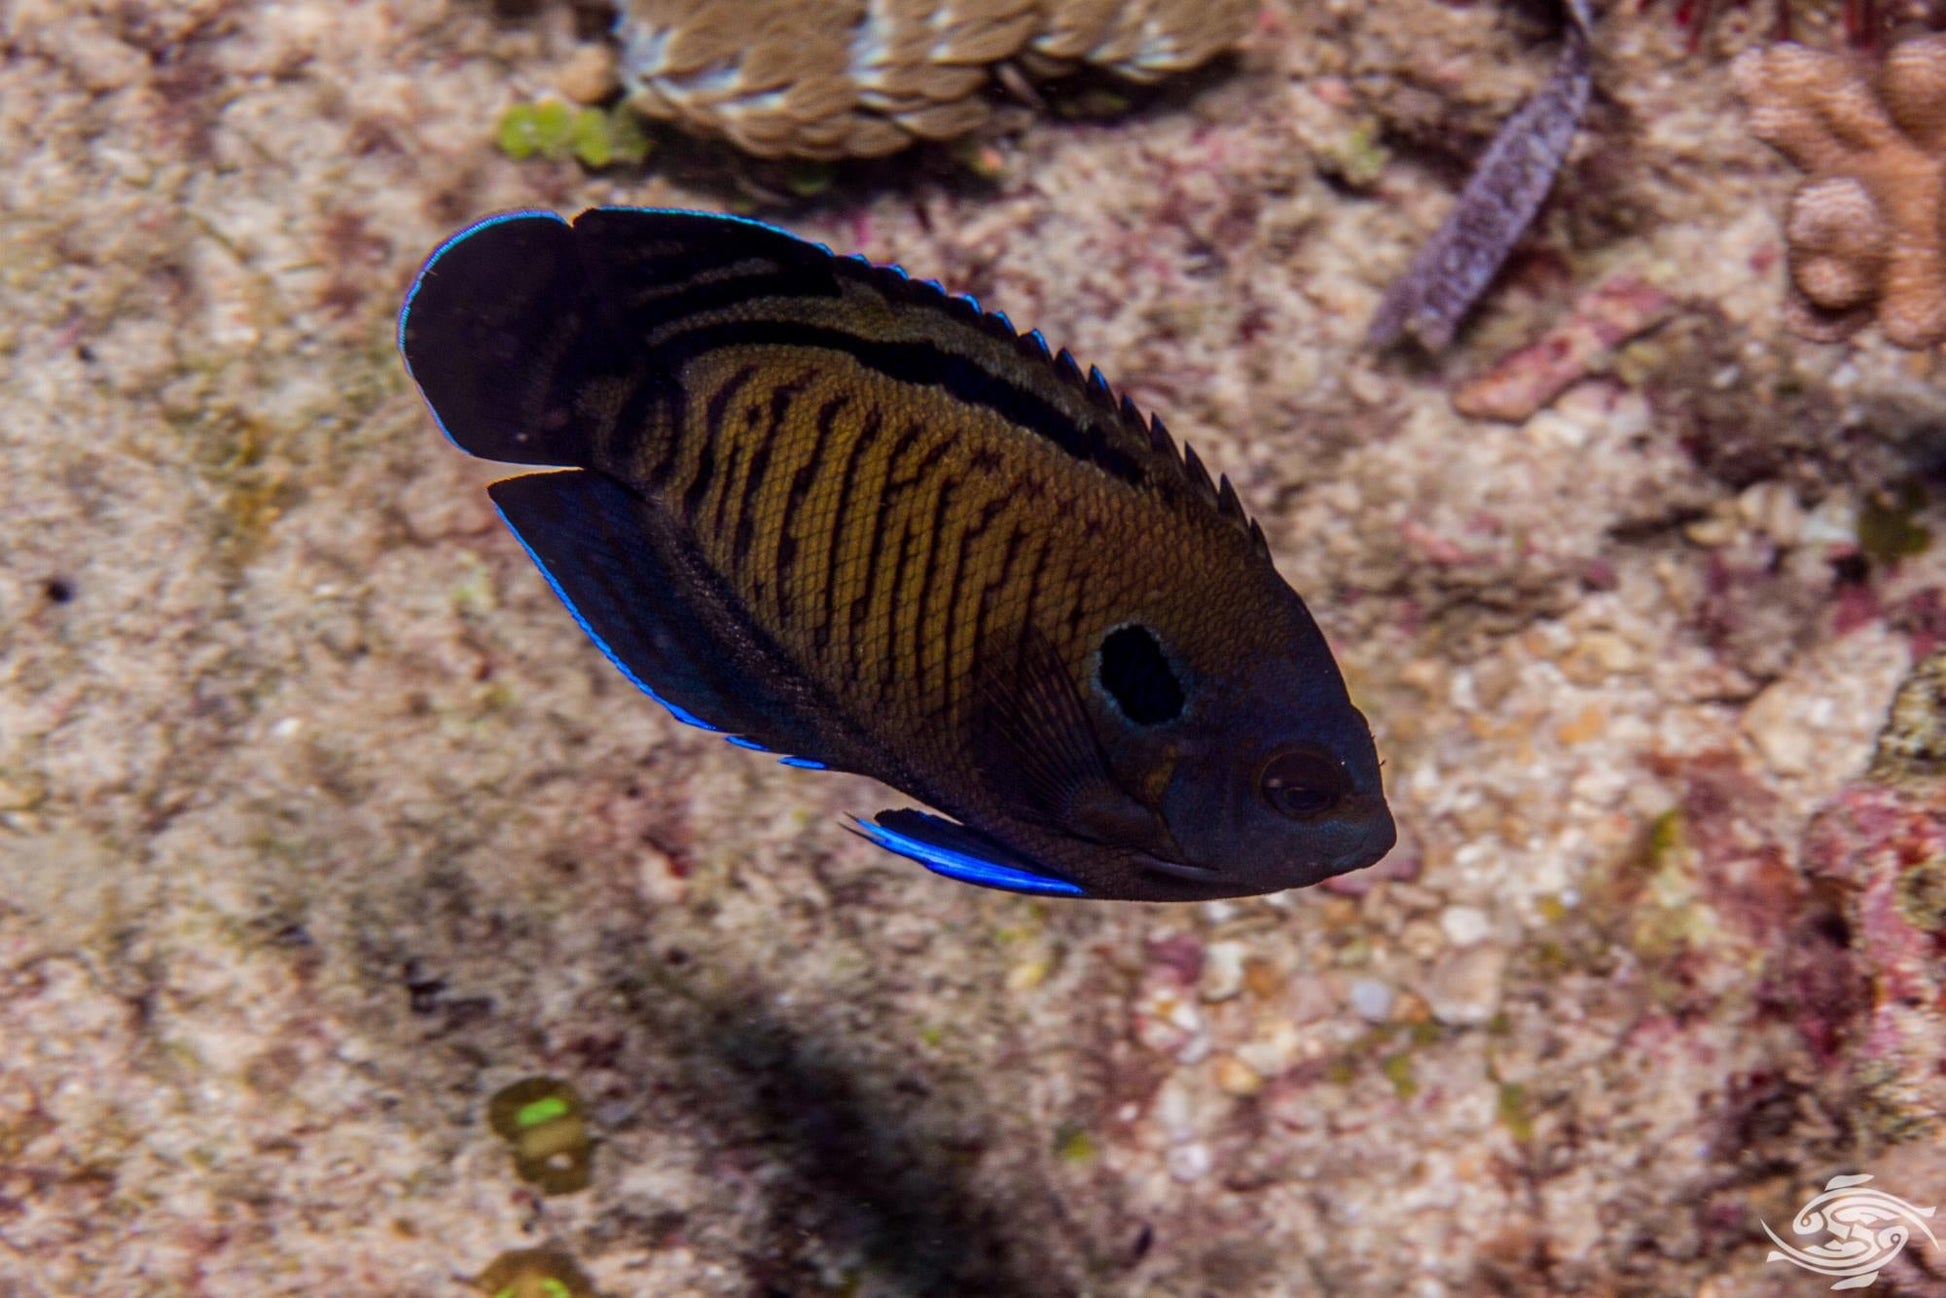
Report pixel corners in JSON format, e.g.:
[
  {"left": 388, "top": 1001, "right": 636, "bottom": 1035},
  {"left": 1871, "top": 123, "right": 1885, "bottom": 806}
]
[{"left": 1098, "top": 625, "right": 1183, "bottom": 725}]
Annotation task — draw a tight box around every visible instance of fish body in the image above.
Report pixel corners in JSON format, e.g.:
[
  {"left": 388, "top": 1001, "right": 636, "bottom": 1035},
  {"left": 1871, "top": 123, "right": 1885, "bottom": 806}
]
[{"left": 399, "top": 208, "right": 1394, "bottom": 901}]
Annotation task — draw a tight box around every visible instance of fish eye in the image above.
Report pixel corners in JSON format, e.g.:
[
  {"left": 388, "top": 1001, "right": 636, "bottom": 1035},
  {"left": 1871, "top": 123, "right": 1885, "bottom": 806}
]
[
  {"left": 1259, "top": 745, "right": 1353, "bottom": 820},
  {"left": 1098, "top": 625, "right": 1184, "bottom": 725}
]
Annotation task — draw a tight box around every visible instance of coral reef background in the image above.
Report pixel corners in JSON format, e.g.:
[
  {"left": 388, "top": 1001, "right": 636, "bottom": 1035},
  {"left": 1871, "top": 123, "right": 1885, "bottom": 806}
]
[{"left": 3, "top": 0, "right": 1946, "bottom": 1294}]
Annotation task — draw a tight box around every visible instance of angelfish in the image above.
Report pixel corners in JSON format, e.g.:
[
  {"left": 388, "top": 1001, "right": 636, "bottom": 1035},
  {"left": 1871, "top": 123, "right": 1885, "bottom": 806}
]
[{"left": 398, "top": 209, "right": 1394, "bottom": 901}]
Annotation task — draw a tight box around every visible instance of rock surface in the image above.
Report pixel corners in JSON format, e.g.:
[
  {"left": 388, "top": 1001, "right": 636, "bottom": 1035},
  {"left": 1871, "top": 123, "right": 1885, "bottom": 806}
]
[{"left": 2, "top": 1, "right": 1945, "bottom": 1295}]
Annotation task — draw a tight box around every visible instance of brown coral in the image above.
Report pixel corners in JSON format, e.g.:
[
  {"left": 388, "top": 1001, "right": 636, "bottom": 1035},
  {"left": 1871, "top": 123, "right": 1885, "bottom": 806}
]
[
  {"left": 615, "top": 0, "right": 1256, "bottom": 159},
  {"left": 1733, "top": 35, "right": 1946, "bottom": 348}
]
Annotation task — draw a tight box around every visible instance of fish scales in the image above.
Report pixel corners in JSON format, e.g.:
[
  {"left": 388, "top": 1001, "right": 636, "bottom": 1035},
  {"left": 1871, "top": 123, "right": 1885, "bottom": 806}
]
[
  {"left": 399, "top": 208, "right": 1395, "bottom": 901},
  {"left": 603, "top": 276, "right": 1235, "bottom": 737},
  {"left": 669, "top": 346, "right": 1190, "bottom": 736}
]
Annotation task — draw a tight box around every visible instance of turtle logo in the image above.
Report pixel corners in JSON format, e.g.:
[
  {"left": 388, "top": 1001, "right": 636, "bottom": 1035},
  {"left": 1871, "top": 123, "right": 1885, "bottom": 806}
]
[{"left": 1763, "top": 1173, "right": 1938, "bottom": 1290}]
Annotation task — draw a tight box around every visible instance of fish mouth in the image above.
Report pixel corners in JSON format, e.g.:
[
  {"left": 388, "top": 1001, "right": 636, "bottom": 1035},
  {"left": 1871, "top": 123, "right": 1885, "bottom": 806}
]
[
  {"left": 1134, "top": 853, "right": 1222, "bottom": 882},
  {"left": 1324, "top": 803, "right": 1399, "bottom": 877}
]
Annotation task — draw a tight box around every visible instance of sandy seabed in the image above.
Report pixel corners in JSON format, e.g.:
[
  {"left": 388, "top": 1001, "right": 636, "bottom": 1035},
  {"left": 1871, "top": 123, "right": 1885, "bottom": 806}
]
[{"left": 3, "top": 1, "right": 1945, "bottom": 1294}]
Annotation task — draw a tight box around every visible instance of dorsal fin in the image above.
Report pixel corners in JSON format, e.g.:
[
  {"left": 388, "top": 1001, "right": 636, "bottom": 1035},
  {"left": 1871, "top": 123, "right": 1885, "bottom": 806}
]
[
  {"left": 544, "top": 208, "right": 1270, "bottom": 551},
  {"left": 838, "top": 254, "right": 1270, "bottom": 549},
  {"left": 1146, "top": 412, "right": 1176, "bottom": 457},
  {"left": 1216, "top": 473, "right": 1244, "bottom": 523},
  {"left": 1181, "top": 442, "right": 1215, "bottom": 500}
]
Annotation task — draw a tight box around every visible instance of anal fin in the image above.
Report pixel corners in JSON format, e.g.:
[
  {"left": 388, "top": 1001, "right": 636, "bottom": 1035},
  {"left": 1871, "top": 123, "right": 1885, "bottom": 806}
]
[
  {"left": 851, "top": 809, "right": 1086, "bottom": 897},
  {"left": 489, "top": 469, "right": 832, "bottom": 766}
]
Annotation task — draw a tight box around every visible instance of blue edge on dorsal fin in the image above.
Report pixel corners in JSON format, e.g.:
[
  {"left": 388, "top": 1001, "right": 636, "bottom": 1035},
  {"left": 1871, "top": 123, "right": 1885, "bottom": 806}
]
[{"left": 848, "top": 812, "right": 1086, "bottom": 897}]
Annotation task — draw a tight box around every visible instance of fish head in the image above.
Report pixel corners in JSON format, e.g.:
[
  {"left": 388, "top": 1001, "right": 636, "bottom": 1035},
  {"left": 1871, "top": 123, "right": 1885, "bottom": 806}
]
[{"left": 1146, "top": 650, "right": 1395, "bottom": 896}]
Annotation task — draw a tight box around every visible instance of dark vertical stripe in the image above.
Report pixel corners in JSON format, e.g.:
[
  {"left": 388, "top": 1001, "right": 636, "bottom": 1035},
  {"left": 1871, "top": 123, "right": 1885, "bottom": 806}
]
[
  {"left": 709, "top": 436, "right": 748, "bottom": 539},
  {"left": 911, "top": 474, "right": 960, "bottom": 705},
  {"left": 729, "top": 377, "right": 806, "bottom": 571},
  {"left": 814, "top": 408, "right": 882, "bottom": 651},
  {"left": 884, "top": 420, "right": 924, "bottom": 471},
  {"left": 1066, "top": 594, "right": 1089, "bottom": 644},
  {"left": 776, "top": 394, "right": 847, "bottom": 597},
  {"left": 1019, "top": 528, "right": 1054, "bottom": 636},
  {"left": 681, "top": 436, "right": 717, "bottom": 522},
  {"left": 703, "top": 363, "right": 760, "bottom": 435},
  {"left": 878, "top": 526, "right": 917, "bottom": 690},
  {"left": 843, "top": 418, "right": 923, "bottom": 674},
  {"left": 849, "top": 468, "right": 904, "bottom": 676},
  {"left": 596, "top": 363, "right": 678, "bottom": 489},
  {"left": 970, "top": 523, "right": 1031, "bottom": 688},
  {"left": 936, "top": 493, "right": 1008, "bottom": 713},
  {"left": 643, "top": 382, "right": 686, "bottom": 489}
]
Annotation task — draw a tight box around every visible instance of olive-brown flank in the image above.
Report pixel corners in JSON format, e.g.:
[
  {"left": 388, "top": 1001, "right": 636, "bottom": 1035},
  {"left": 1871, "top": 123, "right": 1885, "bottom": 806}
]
[{"left": 399, "top": 208, "right": 1395, "bottom": 900}]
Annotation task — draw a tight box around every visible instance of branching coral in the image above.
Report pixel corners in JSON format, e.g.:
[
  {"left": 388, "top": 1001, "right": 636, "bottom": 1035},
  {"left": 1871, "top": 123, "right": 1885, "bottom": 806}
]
[
  {"left": 614, "top": 0, "right": 1256, "bottom": 159},
  {"left": 1734, "top": 34, "right": 1946, "bottom": 348}
]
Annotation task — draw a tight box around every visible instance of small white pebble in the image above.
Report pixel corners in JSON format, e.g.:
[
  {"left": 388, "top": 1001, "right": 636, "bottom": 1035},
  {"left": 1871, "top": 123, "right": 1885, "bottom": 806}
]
[
  {"left": 1155, "top": 1076, "right": 1195, "bottom": 1138},
  {"left": 1348, "top": 976, "right": 1394, "bottom": 1022},
  {"left": 271, "top": 717, "right": 301, "bottom": 740},
  {"left": 1200, "top": 899, "right": 1239, "bottom": 924},
  {"left": 1166, "top": 1141, "right": 1213, "bottom": 1182},
  {"left": 1440, "top": 904, "right": 1492, "bottom": 947},
  {"left": 1199, "top": 940, "right": 1247, "bottom": 1002}
]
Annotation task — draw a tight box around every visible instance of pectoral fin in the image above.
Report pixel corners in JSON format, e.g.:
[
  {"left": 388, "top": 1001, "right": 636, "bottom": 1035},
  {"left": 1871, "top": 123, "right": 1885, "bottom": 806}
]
[{"left": 970, "top": 625, "right": 1170, "bottom": 854}]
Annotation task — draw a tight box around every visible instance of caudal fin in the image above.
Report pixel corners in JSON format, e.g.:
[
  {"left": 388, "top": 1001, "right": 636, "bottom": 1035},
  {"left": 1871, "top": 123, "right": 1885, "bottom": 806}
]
[{"left": 399, "top": 211, "right": 619, "bottom": 467}]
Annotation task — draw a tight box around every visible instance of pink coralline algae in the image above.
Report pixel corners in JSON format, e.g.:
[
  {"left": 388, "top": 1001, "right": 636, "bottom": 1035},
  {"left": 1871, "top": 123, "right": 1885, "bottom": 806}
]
[
  {"left": 1452, "top": 275, "right": 1676, "bottom": 422},
  {"left": 1801, "top": 649, "right": 1946, "bottom": 1137}
]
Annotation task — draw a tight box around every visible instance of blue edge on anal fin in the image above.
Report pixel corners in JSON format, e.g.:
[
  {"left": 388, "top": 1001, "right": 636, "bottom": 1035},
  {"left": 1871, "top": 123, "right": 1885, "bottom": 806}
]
[
  {"left": 495, "top": 499, "right": 834, "bottom": 775},
  {"left": 850, "top": 811, "right": 1087, "bottom": 897},
  {"left": 496, "top": 484, "right": 1069, "bottom": 894},
  {"left": 500, "top": 481, "right": 1057, "bottom": 892},
  {"left": 726, "top": 735, "right": 825, "bottom": 768},
  {"left": 491, "top": 496, "right": 723, "bottom": 733}
]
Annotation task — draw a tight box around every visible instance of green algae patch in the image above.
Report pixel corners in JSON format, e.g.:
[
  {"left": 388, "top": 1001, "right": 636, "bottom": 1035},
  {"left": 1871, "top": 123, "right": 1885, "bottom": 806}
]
[
  {"left": 1497, "top": 1081, "right": 1535, "bottom": 1142},
  {"left": 1857, "top": 480, "right": 1932, "bottom": 566},
  {"left": 1380, "top": 1051, "right": 1417, "bottom": 1099},
  {"left": 474, "top": 1247, "right": 598, "bottom": 1298},
  {"left": 487, "top": 1077, "right": 593, "bottom": 1194},
  {"left": 1895, "top": 855, "right": 1946, "bottom": 933},
  {"left": 497, "top": 100, "right": 651, "bottom": 169},
  {"left": 1053, "top": 1121, "right": 1095, "bottom": 1163}
]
